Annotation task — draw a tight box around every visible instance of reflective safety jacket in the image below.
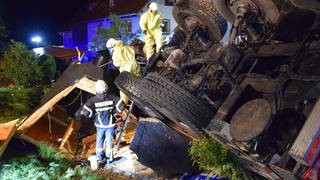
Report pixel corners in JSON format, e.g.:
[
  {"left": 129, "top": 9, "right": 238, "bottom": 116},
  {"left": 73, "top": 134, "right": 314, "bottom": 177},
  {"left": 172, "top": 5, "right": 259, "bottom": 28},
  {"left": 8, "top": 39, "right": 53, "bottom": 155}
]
[
  {"left": 81, "top": 93, "right": 123, "bottom": 128},
  {"left": 111, "top": 40, "right": 140, "bottom": 77},
  {"left": 139, "top": 10, "right": 163, "bottom": 33}
]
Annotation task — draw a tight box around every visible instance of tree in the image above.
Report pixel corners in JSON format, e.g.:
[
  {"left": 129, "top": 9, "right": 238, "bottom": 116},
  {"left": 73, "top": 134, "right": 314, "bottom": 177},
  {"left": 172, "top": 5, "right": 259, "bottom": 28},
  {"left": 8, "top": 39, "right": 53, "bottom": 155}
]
[
  {"left": 90, "top": 14, "right": 141, "bottom": 51},
  {"left": 37, "top": 54, "right": 56, "bottom": 83},
  {"left": 1, "top": 40, "right": 56, "bottom": 86}
]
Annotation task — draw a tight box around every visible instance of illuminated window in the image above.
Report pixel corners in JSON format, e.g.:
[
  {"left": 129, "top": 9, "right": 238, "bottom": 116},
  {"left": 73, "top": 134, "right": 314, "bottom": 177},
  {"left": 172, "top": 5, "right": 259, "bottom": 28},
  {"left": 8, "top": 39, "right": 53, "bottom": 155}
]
[{"left": 109, "top": 0, "right": 115, "bottom": 7}]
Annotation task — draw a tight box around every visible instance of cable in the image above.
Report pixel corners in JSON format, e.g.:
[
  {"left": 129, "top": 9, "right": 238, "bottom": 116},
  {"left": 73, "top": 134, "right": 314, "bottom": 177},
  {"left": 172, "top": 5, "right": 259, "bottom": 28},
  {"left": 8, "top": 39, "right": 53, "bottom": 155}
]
[
  {"left": 47, "top": 112, "right": 53, "bottom": 144},
  {"left": 62, "top": 90, "right": 82, "bottom": 107}
]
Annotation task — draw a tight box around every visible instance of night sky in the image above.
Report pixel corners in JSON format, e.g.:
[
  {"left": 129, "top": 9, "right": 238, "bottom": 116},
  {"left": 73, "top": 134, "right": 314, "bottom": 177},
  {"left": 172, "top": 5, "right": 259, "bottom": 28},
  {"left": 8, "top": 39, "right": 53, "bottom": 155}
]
[{"left": 0, "top": 0, "right": 87, "bottom": 47}]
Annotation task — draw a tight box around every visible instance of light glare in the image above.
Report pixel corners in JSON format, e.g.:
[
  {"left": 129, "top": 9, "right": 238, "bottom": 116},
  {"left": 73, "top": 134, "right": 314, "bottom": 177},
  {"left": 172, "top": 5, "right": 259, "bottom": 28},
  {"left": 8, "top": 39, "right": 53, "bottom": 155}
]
[{"left": 31, "top": 36, "right": 42, "bottom": 43}]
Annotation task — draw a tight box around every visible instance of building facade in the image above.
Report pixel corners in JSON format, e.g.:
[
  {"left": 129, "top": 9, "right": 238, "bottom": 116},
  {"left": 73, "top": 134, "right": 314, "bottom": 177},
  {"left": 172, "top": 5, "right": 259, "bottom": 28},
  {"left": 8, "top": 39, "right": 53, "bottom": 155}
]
[{"left": 62, "top": 0, "right": 177, "bottom": 61}]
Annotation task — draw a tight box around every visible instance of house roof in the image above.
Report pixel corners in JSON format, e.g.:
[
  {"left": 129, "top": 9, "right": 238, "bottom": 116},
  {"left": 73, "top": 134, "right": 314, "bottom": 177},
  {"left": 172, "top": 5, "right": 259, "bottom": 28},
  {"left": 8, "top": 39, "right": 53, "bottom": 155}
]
[
  {"left": 44, "top": 47, "right": 86, "bottom": 60},
  {"left": 64, "top": 0, "right": 149, "bottom": 30}
]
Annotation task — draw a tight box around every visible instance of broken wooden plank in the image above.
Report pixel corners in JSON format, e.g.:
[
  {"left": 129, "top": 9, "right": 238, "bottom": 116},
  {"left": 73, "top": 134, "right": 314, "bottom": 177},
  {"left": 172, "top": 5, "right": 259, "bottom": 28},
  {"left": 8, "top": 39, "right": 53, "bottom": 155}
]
[
  {"left": 75, "top": 76, "right": 97, "bottom": 95},
  {"left": 79, "top": 134, "right": 96, "bottom": 159},
  {"left": 59, "top": 120, "right": 82, "bottom": 150},
  {"left": 17, "top": 85, "right": 76, "bottom": 132},
  {"left": 0, "top": 119, "right": 19, "bottom": 158}
]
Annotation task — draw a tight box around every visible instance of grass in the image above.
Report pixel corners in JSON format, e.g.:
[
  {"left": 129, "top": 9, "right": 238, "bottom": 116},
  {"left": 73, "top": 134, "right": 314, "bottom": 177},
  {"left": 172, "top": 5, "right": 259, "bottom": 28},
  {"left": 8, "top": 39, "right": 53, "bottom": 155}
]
[
  {"left": 189, "top": 138, "right": 251, "bottom": 180},
  {"left": 0, "top": 142, "right": 102, "bottom": 180},
  {"left": 0, "top": 142, "right": 142, "bottom": 180},
  {"left": 0, "top": 87, "right": 45, "bottom": 123}
]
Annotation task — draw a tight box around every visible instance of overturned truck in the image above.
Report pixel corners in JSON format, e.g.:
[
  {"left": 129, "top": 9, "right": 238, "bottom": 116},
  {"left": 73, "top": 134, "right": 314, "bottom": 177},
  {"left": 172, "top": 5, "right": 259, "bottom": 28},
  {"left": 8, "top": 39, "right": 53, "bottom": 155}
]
[{"left": 115, "top": 0, "right": 320, "bottom": 179}]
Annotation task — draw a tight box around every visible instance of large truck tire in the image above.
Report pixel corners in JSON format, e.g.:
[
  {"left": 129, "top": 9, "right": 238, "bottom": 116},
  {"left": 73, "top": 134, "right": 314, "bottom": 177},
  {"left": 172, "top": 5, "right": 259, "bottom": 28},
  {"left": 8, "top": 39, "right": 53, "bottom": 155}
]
[
  {"left": 130, "top": 118, "right": 194, "bottom": 178},
  {"left": 173, "top": 0, "right": 228, "bottom": 42},
  {"left": 142, "top": 73, "right": 214, "bottom": 130},
  {"left": 114, "top": 72, "right": 163, "bottom": 119}
]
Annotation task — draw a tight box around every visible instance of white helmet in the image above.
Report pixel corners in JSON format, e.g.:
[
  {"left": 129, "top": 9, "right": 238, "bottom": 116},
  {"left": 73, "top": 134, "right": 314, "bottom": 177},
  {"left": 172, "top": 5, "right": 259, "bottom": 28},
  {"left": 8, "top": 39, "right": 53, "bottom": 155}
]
[
  {"left": 149, "top": 2, "right": 158, "bottom": 11},
  {"left": 106, "top": 38, "right": 117, "bottom": 48},
  {"left": 95, "top": 80, "right": 108, "bottom": 94}
]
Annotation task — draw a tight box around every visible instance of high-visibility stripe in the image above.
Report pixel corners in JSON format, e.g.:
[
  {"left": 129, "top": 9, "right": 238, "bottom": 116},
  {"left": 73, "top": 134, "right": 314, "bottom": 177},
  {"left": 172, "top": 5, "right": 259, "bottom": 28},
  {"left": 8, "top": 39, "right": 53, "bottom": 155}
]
[
  {"left": 105, "top": 148, "right": 112, "bottom": 153},
  {"left": 109, "top": 116, "right": 113, "bottom": 126},
  {"left": 96, "top": 148, "right": 104, "bottom": 152},
  {"left": 95, "top": 123, "right": 115, "bottom": 128},
  {"left": 96, "top": 106, "right": 113, "bottom": 112},
  {"left": 116, "top": 99, "right": 123, "bottom": 113},
  {"left": 83, "top": 105, "right": 93, "bottom": 117},
  {"left": 97, "top": 113, "right": 103, "bottom": 125},
  {"left": 95, "top": 101, "right": 113, "bottom": 107}
]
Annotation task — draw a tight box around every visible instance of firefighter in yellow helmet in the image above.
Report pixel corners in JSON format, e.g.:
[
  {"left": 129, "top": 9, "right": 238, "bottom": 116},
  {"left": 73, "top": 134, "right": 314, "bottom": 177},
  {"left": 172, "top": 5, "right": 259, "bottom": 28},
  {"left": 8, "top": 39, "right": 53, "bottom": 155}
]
[
  {"left": 106, "top": 38, "right": 140, "bottom": 104},
  {"left": 140, "top": 2, "right": 163, "bottom": 60}
]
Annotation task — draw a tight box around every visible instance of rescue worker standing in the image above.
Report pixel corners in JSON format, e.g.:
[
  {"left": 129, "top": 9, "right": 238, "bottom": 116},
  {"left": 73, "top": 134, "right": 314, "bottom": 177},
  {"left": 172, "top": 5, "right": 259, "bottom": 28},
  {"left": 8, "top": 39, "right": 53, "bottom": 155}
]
[
  {"left": 79, "top": 80, "right": 123, "bottom": 164},
  {"left": 140, "top": 2, "right": 163, "bottom": 60},
  {"left": 106, "top": 38, "right": 140, "bottom": 104}
]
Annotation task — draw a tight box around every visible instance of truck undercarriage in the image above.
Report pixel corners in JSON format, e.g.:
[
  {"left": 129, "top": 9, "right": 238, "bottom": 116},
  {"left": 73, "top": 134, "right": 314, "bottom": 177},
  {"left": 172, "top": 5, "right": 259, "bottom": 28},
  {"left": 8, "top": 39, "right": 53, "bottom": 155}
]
[{"left": 115, "top": 0, "right": 320, "bottom": 178}]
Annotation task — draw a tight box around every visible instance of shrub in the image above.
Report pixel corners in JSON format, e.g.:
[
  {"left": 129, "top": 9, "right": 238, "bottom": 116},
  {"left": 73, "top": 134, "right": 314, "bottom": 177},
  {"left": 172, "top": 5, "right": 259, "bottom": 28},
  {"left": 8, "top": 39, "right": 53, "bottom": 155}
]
[
  {"left": 37, "top": 54, "right": 56, "bottom": 83},
  {"left": 2, "top": 40, "right": 40, "bottom": 86},
  {"left": 189, "top": 138, "right": 251, "bottom": 180},
  {"left": 1, "top": 40, "right": 56, "bottom": 86},
  {"left": 0, "top": 87, "right": 44, "bottom": 123}
]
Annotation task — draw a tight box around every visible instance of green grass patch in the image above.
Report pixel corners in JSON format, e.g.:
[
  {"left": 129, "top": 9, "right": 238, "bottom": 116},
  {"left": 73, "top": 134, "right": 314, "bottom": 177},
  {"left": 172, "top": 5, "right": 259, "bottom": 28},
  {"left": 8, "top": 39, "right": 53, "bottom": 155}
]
[
  {"left": 0, "top": 143, "right": 102, "bottom": 180},
  {"left": 0, "top": 87, "right": 45, "bottom": 123},
  {"left": 38, "top": 142, "right": 64, "bottom": 161},
  {"left": 189, "top": 138, "right": 251, "bottom": 180}
]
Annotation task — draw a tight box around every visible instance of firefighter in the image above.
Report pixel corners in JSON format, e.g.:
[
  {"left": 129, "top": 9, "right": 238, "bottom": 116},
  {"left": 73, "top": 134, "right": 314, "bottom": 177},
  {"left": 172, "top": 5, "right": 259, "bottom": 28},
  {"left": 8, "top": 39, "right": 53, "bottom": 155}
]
[
  {"left": 106, "top": 38, "right": 140, "bottom": 104},
  {"left": 78, "top": 80, "right": 124, "bottom": 165},
  {"left": 140, "top": 2, "right": 163, "bottom": 60}
]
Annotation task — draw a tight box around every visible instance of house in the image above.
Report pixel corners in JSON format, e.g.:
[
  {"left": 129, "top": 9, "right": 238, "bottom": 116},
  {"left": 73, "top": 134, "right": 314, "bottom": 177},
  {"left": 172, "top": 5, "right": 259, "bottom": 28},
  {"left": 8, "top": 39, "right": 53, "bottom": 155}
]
[{"left": 62, "top": 0, "right": 177, "bottom": 61}]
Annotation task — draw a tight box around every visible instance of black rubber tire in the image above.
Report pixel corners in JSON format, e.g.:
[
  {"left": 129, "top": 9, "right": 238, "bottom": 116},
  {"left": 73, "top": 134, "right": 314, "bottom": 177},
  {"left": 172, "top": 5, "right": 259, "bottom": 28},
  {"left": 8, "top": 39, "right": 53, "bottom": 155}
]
[
  {"left": 114, "top": 72, "right": 163, "bottom": 119},
  {"left": 130, "top": 118, "right": 194, "bottom": 178},
  {"left": 173, "top": 0, "right": 228, "bottom": 42},
  {"left": 141, "top": 72, "right": 214, "bottom": 130},
  {"left": 213, "top": 0, "right": 280, "bottom": 25},
  {"left": 290, "top": 0, "right": 320, "bottom": 14}
]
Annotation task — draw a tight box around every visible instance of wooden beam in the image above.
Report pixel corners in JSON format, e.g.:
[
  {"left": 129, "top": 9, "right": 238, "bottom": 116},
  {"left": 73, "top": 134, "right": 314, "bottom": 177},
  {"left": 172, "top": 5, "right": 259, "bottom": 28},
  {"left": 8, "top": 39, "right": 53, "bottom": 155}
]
[
  {"left": 0, "top": 119, "right": 19, "bottom": 158},
  {"left": 75, "top": 76, "right": 97, "bottom": 95},
  {"left": 17, "top": 85, "right": 76, "bottom": 132},
  {"left": 59, "top": 120, "right": 82, "bottom": 150}
]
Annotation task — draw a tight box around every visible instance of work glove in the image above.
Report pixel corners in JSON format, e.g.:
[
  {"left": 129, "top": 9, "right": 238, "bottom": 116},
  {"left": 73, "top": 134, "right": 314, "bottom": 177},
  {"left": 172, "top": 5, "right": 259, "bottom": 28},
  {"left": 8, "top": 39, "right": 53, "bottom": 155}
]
[
  {"left": 143, "top": 30, "right": 147, "bottom": 35},
  {"left": 74, "top": 108, "right": 85, "bottom": 121}
]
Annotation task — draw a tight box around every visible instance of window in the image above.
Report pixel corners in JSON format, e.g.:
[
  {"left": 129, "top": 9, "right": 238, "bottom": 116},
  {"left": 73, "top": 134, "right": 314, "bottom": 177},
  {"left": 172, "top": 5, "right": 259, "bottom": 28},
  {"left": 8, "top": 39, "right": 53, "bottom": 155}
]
[
  {"left": 162, "top": 19, "right": 170, "bottom": 35},
  {"left": 109, "top": 0, "right": 115, "bottom": 7},
  {"left": 165, "top": 0, "right": 175, "bottom": 6},
  {"left": 126, "top": 21, "right": 132, "bottom": 33}
]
